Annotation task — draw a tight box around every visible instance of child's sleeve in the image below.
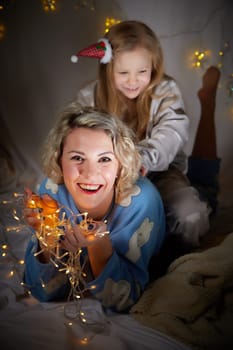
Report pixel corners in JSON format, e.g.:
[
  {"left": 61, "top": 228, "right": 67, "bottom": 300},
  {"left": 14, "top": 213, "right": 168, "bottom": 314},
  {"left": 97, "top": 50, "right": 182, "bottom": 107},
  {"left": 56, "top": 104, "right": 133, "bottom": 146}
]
[{"left": 138, "top": 79, "right": 190, "bottom": 172}]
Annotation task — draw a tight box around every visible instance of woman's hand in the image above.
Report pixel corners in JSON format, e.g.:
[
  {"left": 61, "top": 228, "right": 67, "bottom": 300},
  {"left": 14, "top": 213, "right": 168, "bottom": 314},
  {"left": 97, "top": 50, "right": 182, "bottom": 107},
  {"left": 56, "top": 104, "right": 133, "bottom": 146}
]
[
  {"left": 23, "top": 188, "right": 42, "bottom": 230},
  {"left": 60, "top": 220, "right": 113, "bottom": 277},
  {"left": 24, "top": 188, "right": 61, "bottom": 258},
  {"left": 60, "top": 220, "right": 109, "bottom": 253}
]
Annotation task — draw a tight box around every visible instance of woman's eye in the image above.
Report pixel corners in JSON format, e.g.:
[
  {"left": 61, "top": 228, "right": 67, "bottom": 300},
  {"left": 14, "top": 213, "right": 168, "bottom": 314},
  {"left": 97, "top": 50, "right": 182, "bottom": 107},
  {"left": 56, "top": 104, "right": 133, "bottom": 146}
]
[
  {"left": 70, "top": 155, "right": 83, "bottom": 162},
  {"left": 99, "top": 157, "right": 111, "bottom": 163}
]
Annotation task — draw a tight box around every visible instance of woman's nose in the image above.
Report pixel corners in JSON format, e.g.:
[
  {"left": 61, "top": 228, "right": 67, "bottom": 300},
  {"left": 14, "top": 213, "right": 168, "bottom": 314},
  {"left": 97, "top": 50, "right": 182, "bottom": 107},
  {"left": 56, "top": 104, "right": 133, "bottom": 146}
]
[{"left": 81, "top": 162, "right": 98, "bottom": 177}]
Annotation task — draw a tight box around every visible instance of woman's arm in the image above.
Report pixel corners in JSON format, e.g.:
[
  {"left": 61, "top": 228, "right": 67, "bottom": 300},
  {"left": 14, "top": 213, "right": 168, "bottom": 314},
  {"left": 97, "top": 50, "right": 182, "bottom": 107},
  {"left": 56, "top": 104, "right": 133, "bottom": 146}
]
[{"left": 87, "top": 178, "right": 166, "bottom": 312}]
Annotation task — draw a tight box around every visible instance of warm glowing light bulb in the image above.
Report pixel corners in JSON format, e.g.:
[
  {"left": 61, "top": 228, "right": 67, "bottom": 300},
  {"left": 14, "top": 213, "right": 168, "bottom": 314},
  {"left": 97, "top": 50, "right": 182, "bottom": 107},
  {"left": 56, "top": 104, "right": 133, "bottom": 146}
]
[
  {"left": 80, "top": 337, "right": 89, "bottom": 344},
  {"left": 104, "top": 17, "right": 121, "bottom": 33},
  {"left": 42, "top": 0, "right": 57, "bottom": 12},
  {"left": 13, "top": 213, "right": 20, "bottom": 221},
  {"left": 0, "top": 23, "right": 6, "bottom": 40},
  {"left": 192, "top": 49, "right": 209, "bottom": 69},
  {"left": 14, "top": 192, "right": 23, "bottom": 198},
  {"left": 198, "top": 52, "right": 205, "bottom": 60}
]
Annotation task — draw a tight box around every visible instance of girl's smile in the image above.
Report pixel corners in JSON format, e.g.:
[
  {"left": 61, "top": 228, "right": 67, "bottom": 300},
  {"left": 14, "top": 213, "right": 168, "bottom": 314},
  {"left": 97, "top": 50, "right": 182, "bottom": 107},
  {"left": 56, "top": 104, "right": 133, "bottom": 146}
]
[{"left": 113, "top": 46, "right": 152, "bottom": 99}]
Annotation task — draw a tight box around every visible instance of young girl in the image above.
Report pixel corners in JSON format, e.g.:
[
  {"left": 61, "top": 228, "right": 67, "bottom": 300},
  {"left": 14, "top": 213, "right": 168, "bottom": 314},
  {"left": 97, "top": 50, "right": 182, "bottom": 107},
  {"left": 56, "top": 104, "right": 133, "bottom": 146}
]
[
  {"left": 71, "top": 20, "right": 211, "bottom": 248},
  {"left": 23, "top": 104, "right": 166, "bottom": 312}
]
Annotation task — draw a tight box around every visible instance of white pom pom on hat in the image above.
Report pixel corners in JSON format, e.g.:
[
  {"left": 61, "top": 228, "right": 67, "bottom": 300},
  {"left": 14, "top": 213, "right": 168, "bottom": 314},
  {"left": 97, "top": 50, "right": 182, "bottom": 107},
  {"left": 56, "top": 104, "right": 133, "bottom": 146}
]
[
  {"left": 70, "top": 38, "right": 112, "bottom": 64},
  {"left": 71, "top": 55, "right": 78, "bottom": 63}
]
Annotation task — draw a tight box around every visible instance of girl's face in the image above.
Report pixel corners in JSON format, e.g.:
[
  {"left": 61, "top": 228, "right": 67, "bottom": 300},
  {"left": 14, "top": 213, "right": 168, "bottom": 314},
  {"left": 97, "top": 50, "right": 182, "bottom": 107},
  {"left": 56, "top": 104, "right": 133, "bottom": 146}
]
[
  {"left": 61, "top": 127, "right": 119, "bottom": 220},
  {"left": 113, "top": 46, "right": 152, "bottom": 99}
]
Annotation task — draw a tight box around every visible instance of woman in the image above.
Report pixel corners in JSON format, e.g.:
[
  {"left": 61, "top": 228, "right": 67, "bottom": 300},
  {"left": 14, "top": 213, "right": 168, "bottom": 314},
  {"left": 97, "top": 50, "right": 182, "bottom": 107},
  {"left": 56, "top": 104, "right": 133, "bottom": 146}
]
[{"left": 23, "top": 104, "right": 166, "bottom": 312}]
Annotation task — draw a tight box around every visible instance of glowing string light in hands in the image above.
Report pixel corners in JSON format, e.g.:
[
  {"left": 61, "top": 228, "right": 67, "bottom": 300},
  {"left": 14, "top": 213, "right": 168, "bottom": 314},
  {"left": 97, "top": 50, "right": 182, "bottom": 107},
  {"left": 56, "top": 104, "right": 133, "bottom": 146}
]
[{"left": 24, "top": 191, "right": 109, "bottom": 300}]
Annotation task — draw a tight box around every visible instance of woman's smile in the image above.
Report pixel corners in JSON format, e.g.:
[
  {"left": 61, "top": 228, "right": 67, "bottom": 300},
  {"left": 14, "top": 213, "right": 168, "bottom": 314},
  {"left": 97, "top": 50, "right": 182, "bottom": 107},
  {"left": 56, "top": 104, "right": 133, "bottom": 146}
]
[{"left": 61, "top": 127, "right": 119, "bottom": 219}]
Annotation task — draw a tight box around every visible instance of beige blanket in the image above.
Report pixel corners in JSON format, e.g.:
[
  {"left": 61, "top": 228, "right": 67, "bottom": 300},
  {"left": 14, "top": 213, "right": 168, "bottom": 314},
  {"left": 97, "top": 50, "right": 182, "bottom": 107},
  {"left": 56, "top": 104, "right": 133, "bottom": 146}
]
[{"left": 131, "top": 232, "right": 233, "bottom": 350}]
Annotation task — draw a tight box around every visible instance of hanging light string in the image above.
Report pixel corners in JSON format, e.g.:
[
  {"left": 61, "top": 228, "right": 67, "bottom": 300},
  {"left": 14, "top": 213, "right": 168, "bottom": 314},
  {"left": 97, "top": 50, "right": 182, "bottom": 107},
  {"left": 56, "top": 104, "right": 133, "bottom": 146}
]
[
  {"left": 1, "top": 191, "right": 109, "bottom": 321},
  {"left": 1, "top": 191, "right": 111, "bottom": 344}
]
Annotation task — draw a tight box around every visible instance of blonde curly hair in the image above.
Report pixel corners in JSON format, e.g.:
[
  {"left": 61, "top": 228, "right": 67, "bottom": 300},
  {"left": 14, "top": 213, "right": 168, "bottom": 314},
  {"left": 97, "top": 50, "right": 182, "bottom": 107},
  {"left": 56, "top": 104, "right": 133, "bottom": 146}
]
[{"left": 41, "top": 102, "right": 141, "bottom": 202}]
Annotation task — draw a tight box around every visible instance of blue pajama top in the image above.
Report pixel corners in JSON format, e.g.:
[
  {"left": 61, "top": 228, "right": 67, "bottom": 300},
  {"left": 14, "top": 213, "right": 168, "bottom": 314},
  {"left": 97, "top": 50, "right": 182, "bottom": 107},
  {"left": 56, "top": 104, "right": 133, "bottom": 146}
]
[{"left": 24, "top": 176, "right": 166, "bottom": 312}]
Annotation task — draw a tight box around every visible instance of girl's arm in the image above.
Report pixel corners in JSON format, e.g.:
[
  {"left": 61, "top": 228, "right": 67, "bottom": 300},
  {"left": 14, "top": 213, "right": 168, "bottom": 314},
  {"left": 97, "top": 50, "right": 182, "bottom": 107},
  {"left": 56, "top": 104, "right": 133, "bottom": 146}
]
[{"left": 137, "top": 79, "right": 190, "bottom": 172}]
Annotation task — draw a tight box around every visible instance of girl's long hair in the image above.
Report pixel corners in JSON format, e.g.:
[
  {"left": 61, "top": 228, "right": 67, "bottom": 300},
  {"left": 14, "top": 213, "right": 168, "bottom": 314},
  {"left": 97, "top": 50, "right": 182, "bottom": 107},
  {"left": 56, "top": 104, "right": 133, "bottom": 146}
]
[{"left": 95, "top": 20, "right": 164, "bottom": 141}]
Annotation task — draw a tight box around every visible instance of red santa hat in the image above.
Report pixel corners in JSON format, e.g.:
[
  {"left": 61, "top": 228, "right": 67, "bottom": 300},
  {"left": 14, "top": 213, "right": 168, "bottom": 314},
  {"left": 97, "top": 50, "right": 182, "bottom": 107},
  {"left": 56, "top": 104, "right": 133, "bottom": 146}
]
[{"left": 71, "top": 38, "right": 112, "bottom": 64}]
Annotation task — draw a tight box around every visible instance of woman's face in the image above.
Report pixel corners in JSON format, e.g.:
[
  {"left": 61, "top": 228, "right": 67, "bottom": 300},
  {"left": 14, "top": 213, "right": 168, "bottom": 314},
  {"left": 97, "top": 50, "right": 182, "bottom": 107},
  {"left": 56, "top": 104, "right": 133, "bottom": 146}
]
[
  {"left": 113, "top": 46, "right": 152, "bottom": 99},
  {"left": 61, "top": 127, "right": 119, "bottom": 220}
]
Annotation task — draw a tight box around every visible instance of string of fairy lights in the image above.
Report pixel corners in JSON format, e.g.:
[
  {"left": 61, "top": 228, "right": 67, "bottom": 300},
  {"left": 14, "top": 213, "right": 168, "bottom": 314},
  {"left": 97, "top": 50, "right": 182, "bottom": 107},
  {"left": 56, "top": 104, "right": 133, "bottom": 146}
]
[{"left": 0, "top": 191, "right": 109, "bottom": 341}]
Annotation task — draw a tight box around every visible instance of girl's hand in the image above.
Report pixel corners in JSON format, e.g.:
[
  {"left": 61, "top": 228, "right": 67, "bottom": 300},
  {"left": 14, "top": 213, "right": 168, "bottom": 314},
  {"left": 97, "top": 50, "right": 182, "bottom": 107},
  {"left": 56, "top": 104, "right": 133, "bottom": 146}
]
[{"left": 140, "top": 165, "right": 148, "bottom": 176}]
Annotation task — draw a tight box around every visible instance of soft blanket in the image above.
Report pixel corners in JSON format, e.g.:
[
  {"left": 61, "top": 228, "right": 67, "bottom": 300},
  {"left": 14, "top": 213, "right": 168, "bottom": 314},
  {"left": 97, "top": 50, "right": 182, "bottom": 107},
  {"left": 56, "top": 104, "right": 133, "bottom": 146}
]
[{"left": 131, "top": 232, "right": 233, "bottom": 350}]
